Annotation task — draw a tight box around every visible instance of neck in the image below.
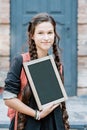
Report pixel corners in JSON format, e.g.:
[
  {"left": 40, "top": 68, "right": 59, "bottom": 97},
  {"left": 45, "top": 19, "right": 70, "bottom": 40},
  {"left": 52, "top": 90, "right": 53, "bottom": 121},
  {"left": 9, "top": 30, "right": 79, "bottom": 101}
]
[{"left": 37, "top": 50, "right": 48, "bottom": 58}]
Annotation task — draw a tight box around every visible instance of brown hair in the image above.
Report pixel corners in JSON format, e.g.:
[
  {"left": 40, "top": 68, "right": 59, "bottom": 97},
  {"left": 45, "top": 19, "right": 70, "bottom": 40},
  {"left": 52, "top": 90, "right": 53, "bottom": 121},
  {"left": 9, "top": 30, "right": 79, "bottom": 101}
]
[{"left": 17, "top": 13, "right": 70, "bottom": 130}]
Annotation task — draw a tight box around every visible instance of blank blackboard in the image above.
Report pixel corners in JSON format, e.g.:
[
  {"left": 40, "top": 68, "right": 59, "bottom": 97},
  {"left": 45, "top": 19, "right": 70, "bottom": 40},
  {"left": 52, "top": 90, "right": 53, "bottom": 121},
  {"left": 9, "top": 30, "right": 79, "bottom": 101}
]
[{"left": 23, "top": 55, "right": 67, "bottom": 110}]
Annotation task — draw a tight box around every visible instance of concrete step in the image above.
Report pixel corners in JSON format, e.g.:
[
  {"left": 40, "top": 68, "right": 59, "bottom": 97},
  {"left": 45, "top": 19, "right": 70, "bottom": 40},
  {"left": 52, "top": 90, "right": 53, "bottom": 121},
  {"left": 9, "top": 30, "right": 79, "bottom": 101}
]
[
  {"left": 66, "top": 95, "right": 87, "bottom": 130},
  {"left": 0, "top": 128, "right": 9, "bottom": 130}
]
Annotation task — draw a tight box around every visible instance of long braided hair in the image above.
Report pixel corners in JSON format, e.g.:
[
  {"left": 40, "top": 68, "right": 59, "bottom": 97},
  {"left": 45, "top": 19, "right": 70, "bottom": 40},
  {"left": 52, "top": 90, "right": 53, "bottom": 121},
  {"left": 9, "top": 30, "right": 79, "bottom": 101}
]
[{"left": 17, "top": 13, "right": 70, "bottom": 130}]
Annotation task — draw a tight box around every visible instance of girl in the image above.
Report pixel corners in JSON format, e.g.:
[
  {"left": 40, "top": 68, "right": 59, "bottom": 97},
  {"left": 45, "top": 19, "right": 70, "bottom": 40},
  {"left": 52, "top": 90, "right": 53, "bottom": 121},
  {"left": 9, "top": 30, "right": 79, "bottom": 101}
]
[{"left": 3, "top": 13, "right": 70, "bottom": 130}]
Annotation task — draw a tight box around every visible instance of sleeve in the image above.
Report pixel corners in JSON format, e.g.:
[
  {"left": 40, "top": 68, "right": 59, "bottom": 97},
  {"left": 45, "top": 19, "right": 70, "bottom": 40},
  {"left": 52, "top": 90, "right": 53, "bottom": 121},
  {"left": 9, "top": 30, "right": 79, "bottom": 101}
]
[{"left": 3, "top": 55, "right": 23, "bottom": 97}]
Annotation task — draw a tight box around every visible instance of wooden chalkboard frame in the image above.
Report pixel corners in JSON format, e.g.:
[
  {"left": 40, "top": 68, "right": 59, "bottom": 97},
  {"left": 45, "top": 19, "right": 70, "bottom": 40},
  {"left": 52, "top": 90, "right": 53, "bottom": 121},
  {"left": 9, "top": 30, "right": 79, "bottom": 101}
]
[{"left": 23, "top": 55, "right": 68, "bottom": 110}]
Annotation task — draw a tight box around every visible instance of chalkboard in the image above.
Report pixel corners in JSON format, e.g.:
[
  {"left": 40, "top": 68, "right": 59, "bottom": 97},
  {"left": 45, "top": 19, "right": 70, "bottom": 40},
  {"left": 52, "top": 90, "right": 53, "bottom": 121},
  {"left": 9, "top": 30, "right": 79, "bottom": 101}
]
[{"left": 23, "top": 55, "right": 68, "bottom": 110}]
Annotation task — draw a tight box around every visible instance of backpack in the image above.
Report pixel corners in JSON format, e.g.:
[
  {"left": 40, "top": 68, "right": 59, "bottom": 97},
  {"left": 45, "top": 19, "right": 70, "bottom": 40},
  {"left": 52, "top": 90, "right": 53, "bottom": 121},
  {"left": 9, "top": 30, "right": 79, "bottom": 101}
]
[{"left": 7, "top": 52, "right": 30, "bottom": 120}]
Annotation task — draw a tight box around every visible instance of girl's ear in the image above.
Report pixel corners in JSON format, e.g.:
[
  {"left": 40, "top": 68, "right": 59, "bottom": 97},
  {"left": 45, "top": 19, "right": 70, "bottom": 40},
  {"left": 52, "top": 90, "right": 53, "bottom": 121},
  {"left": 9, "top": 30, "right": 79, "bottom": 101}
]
[
  {"left": 30, "top": 34, "right": 34, "bottom": 40},
  {"left": 31, "top": 36, "right": 34, "bottom": 40},
  {"left": 31, "top": 34, "right": 34, "bottom": 40}
]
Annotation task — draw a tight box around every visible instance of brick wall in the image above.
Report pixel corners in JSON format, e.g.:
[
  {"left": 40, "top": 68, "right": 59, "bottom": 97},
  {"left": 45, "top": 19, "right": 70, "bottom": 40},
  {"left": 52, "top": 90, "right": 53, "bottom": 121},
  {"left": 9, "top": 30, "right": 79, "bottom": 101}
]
[
  {"left": 0, "top": 0, "right": 87, "bottom": 95},
  {"left": 78, "top": 0, "right": 87, "bottom": 95},
  {"left": 0, "top": 0, "right": 10, "bottom": 87}
]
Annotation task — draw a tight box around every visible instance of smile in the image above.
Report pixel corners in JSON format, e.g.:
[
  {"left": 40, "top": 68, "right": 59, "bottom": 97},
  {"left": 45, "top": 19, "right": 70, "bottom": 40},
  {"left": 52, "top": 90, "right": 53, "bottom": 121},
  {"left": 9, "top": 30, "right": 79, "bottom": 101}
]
[{"left": 41, "top": 42, "right": 50, "bottom": 44}]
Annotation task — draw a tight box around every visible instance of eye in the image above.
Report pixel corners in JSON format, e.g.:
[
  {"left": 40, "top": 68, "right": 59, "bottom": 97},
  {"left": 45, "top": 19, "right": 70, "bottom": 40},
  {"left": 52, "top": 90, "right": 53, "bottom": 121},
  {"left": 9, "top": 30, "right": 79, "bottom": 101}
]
[
  {"left": 48, "top": 31, "right": 53, "bottom": 34},
  {"left": 38, "top": 31, "right": 44, "bottom": 34}
]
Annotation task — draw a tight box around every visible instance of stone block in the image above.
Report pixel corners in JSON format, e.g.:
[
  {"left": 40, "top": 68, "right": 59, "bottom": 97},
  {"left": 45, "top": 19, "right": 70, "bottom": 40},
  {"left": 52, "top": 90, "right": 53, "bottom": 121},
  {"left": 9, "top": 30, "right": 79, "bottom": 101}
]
[
  {"left": 0, "top": 57, "right": 10, "bottom": 70},
  {"left": 78, "top": 57, "right": 87, "bottom": 87},
  {"left": 0, "top": 71, "right": 8, "bottom": 87}
]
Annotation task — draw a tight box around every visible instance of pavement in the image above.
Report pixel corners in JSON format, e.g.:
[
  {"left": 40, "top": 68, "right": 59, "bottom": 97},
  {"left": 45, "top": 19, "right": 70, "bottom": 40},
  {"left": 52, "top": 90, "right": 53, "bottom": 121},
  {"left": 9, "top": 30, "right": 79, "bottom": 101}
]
[
  {"left": 0, "top": 94, "right": 10, "bottom": 129},
  {"left": 0, "top": 93, "right": 87, "bottom": 130}
]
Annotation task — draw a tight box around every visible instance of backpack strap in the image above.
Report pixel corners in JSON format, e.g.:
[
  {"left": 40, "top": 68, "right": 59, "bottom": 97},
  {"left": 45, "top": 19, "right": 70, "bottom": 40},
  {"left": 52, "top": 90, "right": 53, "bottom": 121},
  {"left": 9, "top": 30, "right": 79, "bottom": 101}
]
[
  {"left": 20, "top": 52, "right": 30, "bottom": 91},
  {"left": 60, "top": 64, "right": 63, "bottom": 75}
]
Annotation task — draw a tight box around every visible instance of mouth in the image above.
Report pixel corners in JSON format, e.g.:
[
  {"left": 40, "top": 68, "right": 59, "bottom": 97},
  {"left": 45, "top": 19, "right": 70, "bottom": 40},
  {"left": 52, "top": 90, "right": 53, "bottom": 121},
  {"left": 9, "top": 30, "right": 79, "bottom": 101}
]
[{"left": 41, "top": 42, "right": 50, "bottom": 44}]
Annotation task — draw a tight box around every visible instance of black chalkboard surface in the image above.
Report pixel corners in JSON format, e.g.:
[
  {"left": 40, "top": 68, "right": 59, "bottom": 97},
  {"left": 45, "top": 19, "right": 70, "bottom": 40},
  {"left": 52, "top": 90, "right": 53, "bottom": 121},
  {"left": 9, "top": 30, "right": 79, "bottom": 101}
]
[{"left": 23, "top": 55, "right": 67, "bottom": 110}]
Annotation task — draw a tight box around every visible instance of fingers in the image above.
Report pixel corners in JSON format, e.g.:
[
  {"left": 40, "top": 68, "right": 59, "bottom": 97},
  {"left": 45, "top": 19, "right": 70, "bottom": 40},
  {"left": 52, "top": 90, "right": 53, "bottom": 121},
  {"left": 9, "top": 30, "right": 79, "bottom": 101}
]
[
  {"left": 40, "top": 103, "right": 60, "bottom": 119},
  {"left": 50, "top": 103, "right": 59, "bottom": 111},
  {"left": 52, "top": 103, "right": 59, "bottom": 110}
]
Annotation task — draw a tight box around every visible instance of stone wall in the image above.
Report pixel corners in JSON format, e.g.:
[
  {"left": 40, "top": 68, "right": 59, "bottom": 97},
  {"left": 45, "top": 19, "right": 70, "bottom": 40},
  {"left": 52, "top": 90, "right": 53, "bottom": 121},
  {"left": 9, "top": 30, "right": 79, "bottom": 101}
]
[{"left": 0, "top": 0, "right": 87, "bottom": 95}]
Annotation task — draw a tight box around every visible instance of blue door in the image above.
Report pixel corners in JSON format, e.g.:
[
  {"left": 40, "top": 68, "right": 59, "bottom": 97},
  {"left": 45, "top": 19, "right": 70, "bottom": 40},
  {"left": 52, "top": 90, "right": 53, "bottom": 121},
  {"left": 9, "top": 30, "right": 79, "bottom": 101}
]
[{"left": 10, "top": 0, "right": 78, "bottom": 96}]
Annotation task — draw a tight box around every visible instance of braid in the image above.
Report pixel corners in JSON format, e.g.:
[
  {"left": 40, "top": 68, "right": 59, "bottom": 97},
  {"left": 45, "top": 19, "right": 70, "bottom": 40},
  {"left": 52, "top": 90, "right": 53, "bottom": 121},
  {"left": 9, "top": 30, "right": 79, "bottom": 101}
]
[
  {"left": 53, "top": 42, "right": 61, "bottom": 71},
  {"left": 61, "top": 102, "right": 70, "bottom": 130},
  {"left": 17, "top": 84, "right": 31, "bottom": 130},
  {"left": 29, "top": 40, "right": 38, "bottom": 60},
  {"left": 52, "top": 42, "right": 70, "bottom": 130}
]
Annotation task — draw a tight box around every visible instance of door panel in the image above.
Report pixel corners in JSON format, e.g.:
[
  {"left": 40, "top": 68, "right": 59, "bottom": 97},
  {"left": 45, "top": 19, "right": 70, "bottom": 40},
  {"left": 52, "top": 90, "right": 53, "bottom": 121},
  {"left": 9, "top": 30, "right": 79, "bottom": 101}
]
[{"left": 10, "top": 0, "right": 77, "bottom": 96}]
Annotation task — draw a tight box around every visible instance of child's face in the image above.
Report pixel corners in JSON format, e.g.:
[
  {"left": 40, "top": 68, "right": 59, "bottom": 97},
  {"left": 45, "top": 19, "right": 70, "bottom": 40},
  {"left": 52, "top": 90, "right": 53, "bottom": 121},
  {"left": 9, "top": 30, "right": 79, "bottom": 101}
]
[{"left": 32, "top": 22, "right": 55, "bottom": 53}]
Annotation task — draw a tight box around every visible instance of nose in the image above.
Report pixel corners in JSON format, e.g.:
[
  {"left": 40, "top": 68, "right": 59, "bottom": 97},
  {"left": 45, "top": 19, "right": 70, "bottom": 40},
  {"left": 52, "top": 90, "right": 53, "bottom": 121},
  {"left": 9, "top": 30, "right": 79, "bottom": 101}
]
[{"left": 43, "top": 34, "right": 49, "bottom": 40}]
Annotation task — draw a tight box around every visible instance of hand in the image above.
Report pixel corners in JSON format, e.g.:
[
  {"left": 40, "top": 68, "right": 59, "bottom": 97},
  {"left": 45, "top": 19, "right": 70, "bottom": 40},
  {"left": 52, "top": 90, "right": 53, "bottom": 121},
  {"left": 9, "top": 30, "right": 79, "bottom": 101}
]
[{"left": 40, "top": 103, "right": 59, "bottom": 119}]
